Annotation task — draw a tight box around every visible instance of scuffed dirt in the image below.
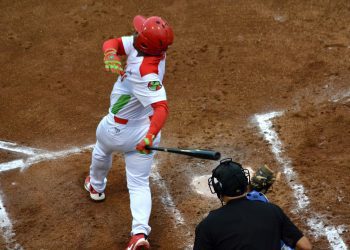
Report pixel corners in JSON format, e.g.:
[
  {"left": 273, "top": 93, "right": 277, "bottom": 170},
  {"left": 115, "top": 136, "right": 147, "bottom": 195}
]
[{"left": 0, "top": 0, "right": 349, "bottom": 249}]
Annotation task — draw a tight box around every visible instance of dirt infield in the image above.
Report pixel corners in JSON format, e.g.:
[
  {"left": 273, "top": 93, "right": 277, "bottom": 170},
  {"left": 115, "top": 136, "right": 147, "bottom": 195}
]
[{"left": 0, "top": 0, "right": 349, "bottom": 249}]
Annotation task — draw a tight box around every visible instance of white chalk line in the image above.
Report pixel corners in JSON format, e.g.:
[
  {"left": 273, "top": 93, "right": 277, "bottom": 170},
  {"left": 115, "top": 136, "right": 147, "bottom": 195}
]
[
  {"left": 0, "top": 192, "right": 23, "bottom": 250},
  {"left": 308, "top": 216, "right": 348, "bottom": 249},
  {"left": 329, "top": 89, "right": 350, "bottom": 103},
  {"left": 254, "top": 111, "right": 347, "bottom": 250},
  {"left": 150, "top": 162, "right": 185, "bottom": 226},
  {"left": 255, "top": 111, "right": 310, "bottom": 210},
  {"left": 0, "top": 142, "right": 94, "bottom": 172},
  {"left": 0, "top": 141, "right": 46, "bottom": 156},
  {"left": 151, "top": 162, "right": 194, "bottom": 249},
  {"left": 0, "top": 160, "right": 25, "bottom": 173}
]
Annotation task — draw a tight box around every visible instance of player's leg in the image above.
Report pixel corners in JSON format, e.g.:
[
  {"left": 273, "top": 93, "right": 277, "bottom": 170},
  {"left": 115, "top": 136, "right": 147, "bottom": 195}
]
[
  {"left": 89, "top": 140, "right": 113, "bottom": 192},
  {"left": 124, "top": 134, "right": 160, "bottom": 236},
  {"left": 124, "top": 151, "right": 153, "bottom": 235},
  {"left": 86, "top": 118, "right": 114, "bottom": 200}
]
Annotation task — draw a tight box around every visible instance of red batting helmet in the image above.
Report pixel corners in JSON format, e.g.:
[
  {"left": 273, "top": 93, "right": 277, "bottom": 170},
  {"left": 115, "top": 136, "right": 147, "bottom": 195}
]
[{"left": 133, "top": 15, "right": 174, "bottom": 56}]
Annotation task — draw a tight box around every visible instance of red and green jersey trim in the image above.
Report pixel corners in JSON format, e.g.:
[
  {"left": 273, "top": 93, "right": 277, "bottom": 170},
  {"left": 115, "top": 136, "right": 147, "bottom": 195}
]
[{"left": 111, "top": 94, "right": 131, "bottom": 114}]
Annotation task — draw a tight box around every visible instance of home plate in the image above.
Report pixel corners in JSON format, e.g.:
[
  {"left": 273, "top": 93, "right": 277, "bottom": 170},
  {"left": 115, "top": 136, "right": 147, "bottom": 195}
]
[{"left": 191, "top": 175, "right": 216, "bottom": 198}]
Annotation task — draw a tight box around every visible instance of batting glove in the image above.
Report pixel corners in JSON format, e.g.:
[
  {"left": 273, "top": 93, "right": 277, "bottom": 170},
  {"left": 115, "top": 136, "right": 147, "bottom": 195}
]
[
  {"left": 103, "top": 49, "right": 124, "bottom": 74},
  {"left": 136, "top": 133, "right": 155, "bottom": 154}
]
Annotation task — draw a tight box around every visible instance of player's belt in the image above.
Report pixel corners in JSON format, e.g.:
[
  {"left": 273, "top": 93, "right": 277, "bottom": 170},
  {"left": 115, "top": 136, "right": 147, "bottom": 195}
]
[
  {"left": 114, "top": 116, "right": 153, "bottom": 125},
  {"left": 114, "top": 116, "right": 128, "bottom": 124}
]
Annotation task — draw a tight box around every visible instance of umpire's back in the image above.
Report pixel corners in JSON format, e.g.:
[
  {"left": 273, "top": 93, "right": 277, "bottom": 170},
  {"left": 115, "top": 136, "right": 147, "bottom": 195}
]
[{"left": 195, "top": 197, "right": 302, "bottom": 249}]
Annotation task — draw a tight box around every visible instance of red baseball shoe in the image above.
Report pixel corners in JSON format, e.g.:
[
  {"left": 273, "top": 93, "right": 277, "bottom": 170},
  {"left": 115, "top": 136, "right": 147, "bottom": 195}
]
[
  {"left": 126, "top": 234, "right": 150, "bottom": 250},
  {"left": 84, "top": 176, "right": 105, "bottom": 201}
]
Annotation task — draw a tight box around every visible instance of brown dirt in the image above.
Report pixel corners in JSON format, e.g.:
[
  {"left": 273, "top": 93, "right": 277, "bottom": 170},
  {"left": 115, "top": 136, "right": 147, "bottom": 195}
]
[
  {"left": 0, "top": 0, "right": 349, "bottom": 249},
  {"left": 0, "top": 151, "right": 18, "bottom": 163}
]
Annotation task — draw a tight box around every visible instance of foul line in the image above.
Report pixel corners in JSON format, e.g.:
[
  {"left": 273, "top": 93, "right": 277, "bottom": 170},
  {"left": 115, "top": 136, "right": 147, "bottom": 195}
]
[{"left": 254, "top": 112, "right": 347, "bottom": 250}]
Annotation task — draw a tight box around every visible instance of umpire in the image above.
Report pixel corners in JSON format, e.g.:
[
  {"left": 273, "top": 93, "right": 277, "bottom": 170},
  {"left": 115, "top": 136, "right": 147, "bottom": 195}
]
[{"left": 193, "top": 158, "right": 312, "bottom": 250}]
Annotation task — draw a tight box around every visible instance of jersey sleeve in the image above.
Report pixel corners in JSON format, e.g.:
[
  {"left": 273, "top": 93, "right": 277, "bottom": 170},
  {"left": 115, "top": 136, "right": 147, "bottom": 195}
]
[
  {"left": 121, "top": 36, "right": 134, "bottom": 56},
  {"left": 276, "top": 205, "right": 304, "bottom": 248},
  {"left": 132, "top": 75, "right": 167, "bottom": 107},
  {"left": 148, "top": 100, "right": 169, "bottom": 136},
  {"left": 102, "top": 38, "right": 125, "bottom": 55}
]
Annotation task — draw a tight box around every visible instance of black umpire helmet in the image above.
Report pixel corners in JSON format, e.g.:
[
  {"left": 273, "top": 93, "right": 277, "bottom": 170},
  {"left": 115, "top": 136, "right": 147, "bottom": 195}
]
[{"left": 208, "top": 158, "right": 250, "bottom": 198}]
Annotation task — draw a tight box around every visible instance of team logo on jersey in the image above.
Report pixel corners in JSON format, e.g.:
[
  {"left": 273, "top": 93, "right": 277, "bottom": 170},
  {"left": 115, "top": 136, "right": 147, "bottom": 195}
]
[{"left": 148, "top": 81, "right": 162, "bottom": 91}]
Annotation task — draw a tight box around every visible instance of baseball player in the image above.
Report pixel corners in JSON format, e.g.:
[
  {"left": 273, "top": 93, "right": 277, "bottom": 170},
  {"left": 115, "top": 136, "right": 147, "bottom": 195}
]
[{"left": 84, "top": 15, "right": 174, "bottom": 250}]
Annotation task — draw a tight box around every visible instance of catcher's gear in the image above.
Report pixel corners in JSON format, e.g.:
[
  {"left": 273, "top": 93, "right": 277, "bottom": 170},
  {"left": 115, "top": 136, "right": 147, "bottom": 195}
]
[
  {"left": 250, "top": 165, "right": 276, "bottom": 194},
  {"left": 246, "top": 190, "right": 269, "bottom": 203},
  {"left": 133, "top": 15, "right": 174, "bottom": 56},
  {"left": 208, "top": 158, "right": 250, "bottom": 199},
  {"left": 103, "top": 49, "right": 123, "bottom": 74},
  {"left": 136, "top": 133, "right": 155, "bottom": 154}
]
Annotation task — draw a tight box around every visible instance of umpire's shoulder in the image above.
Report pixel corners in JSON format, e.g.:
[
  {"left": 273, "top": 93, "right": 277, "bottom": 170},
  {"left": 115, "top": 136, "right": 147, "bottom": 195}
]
[
  {"left": 267, "top": 201, "right": 284, "bottom": 211},
  {"left": 263, "top": 201, "right": 288, "bottom": 218},
  {"left": 197, "top": 209, "right": 218, "bottom": 226}
]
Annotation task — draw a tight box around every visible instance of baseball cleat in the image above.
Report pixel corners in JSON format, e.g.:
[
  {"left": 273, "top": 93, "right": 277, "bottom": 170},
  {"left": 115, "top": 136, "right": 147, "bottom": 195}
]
[
  {"left": 126, "top": 234, "right": 150, "bottom": 250},
  {"left": 84, "top": 176, "right": 105, "bottom": 201}
]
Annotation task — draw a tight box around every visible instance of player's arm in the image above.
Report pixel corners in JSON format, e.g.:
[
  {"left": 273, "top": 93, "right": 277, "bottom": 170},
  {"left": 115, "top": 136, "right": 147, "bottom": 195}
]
[
  {"left": 136, "top": 100, "right": 169, "bottom": 154},
  {"left": 295, "top": 236, "right": 312, "bottom": 250},
  {"left": 102, "top": 38, "right": 126, "bottom": 74},
  {"left": 148, "top": 100, "right": 169, "bottom": 135},
  {"left": 103, "top": 38, "right": 126, "bottom": 55},
  {"left": 278, "top": 205, "right": 312, "bottom": 250}
]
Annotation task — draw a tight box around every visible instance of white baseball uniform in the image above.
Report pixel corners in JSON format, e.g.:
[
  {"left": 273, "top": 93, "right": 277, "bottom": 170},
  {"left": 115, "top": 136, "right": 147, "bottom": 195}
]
[{"left": 89, "top": 35, "right": 167, "bottom": 236}]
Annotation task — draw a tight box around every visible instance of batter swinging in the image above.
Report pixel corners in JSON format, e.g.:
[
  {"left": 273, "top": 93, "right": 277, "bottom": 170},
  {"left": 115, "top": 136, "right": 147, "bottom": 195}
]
[{"left": 84, "top": 15, "right": 174, "bottom": 250}]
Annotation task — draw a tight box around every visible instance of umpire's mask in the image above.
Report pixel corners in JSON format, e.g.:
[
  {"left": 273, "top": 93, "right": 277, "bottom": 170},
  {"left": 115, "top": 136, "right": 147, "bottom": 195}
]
[{"left": 208, "top": 158, "right": 250, "bottom": 199}]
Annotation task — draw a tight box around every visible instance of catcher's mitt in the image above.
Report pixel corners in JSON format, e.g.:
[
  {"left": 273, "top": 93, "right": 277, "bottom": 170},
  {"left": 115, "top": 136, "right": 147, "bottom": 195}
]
[{"left": 250, "top": 165, "right": 276, "bottom": 194}]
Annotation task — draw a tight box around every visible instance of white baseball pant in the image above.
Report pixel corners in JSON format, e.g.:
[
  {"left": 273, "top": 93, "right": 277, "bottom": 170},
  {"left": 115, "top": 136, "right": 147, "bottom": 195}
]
[{"left": 89, "top": 115, "right": 160, "bottom": 236}]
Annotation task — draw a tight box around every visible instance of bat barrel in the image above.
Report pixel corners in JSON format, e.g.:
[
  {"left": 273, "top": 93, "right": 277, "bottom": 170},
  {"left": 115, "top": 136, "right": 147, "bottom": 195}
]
[
  {"left": 191, "top": 150, "right": 221, "bottom": 160},
  {"left": 146, "top": 146, "right": 221, "bottom": 161}
]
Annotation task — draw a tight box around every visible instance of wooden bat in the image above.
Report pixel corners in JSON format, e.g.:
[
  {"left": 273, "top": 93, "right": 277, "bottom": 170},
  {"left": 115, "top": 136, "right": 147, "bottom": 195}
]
[{"left": 145, "top": 146, "right": 221, "bottom": 160}]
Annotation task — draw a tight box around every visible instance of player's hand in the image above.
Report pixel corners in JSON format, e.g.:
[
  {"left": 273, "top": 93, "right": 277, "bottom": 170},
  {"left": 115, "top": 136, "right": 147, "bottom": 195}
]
[
  {"left": 103, "top": 49, "right": 124, "bottom": 74},
  {"left": 136, "top": 133, "right": 155, "bottom": 154}
]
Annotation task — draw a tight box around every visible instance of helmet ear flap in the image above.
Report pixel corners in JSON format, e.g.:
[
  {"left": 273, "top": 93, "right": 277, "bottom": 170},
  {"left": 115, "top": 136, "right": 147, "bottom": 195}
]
[
  {"left": 213, "top": 177, "right": 223, "bottom": 198},
  {"left": 208, "top": 168, "right": 223, "bottom": 198}
]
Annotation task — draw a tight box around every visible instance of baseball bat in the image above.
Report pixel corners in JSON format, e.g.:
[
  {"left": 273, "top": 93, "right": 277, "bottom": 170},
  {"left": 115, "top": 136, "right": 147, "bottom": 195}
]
[{"left": 145, "top": 146, "right": 221, "bottom": 160}]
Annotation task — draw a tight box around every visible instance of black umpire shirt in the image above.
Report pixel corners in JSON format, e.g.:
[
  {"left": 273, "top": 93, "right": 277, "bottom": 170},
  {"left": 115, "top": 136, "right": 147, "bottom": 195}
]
[{"left": 194, "top": 197, "right": 303, "bottom": 250}]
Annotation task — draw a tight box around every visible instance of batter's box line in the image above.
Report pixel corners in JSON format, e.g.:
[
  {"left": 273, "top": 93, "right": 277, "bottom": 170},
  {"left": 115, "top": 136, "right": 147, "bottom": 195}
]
[
  {"left": 253, "top": 111, "right": 348, "bottom": 250},
  {"left": 0, "top": 191, "right": 23, "bottom": 250},
  {"left": 0, "top": 141, "right": 94, "bottom": 172}
]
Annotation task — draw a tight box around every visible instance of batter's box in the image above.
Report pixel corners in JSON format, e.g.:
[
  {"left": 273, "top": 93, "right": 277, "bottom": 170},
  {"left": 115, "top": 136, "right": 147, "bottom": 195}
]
[
  {"left": 273, "top": 101, "right": 349, "bottom": 240},
  {"left": 254, "top": 97, "right": 349, "bottom": 249}
]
